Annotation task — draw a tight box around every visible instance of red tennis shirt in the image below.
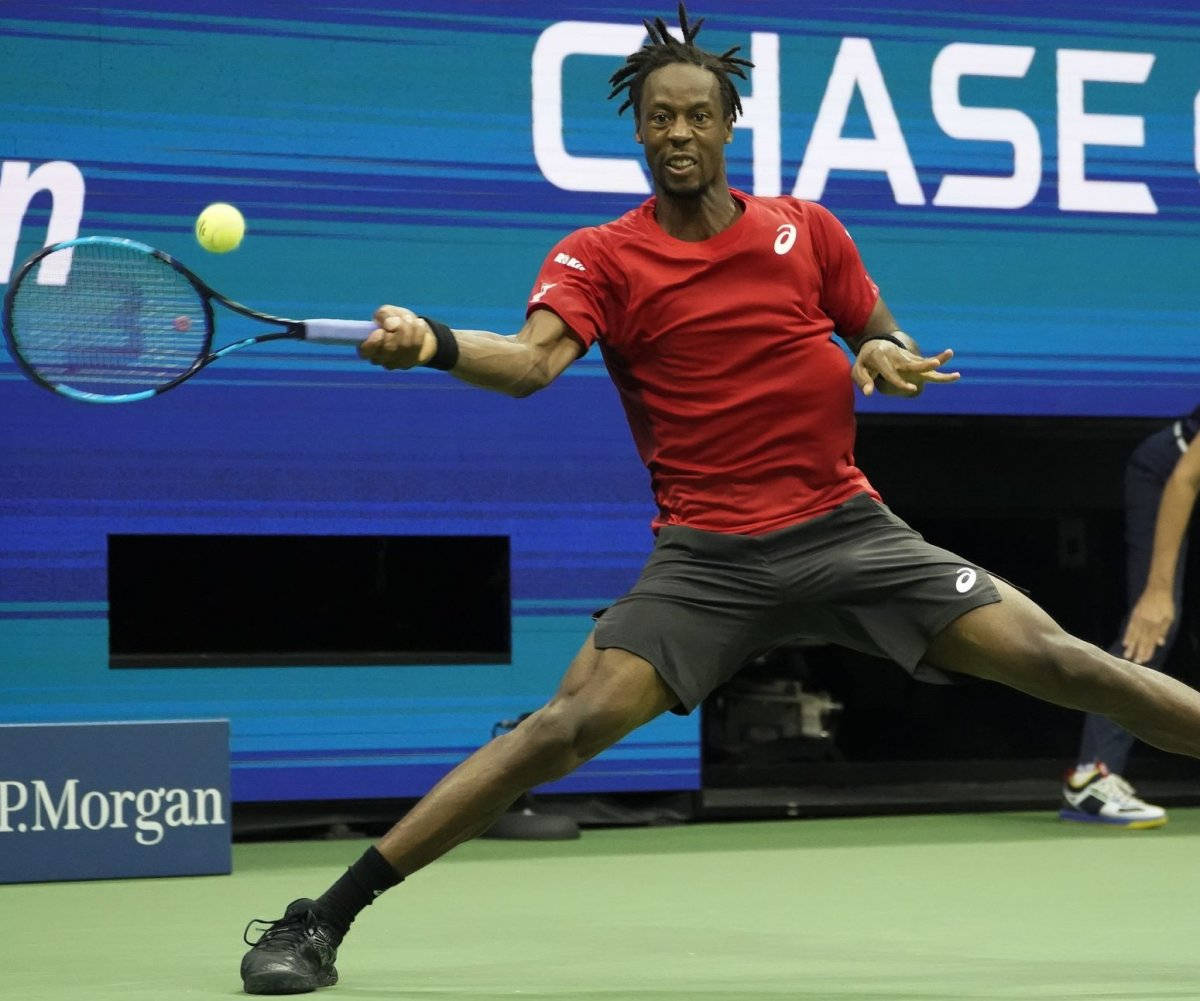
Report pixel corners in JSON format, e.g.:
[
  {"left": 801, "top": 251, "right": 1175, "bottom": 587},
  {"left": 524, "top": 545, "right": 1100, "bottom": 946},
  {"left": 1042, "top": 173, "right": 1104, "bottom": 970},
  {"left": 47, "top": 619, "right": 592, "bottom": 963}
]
[{"left": 526, "top": 189, "right": 881, "bottom": 535}]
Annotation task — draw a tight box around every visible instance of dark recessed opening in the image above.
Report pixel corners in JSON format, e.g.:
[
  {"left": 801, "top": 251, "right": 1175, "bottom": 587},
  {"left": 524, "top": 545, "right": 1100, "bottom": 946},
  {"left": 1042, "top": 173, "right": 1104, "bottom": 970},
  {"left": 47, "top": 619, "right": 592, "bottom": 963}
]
[{"left": 108, "top": 534, "right": 510, "bottom": 668}]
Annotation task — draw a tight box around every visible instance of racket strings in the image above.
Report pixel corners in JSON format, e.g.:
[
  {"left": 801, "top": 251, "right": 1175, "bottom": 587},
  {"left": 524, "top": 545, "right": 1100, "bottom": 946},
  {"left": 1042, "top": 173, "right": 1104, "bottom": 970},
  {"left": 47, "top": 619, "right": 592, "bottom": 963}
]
[{"left": 9, "top": 241, "right": 208, "bottom": 396}]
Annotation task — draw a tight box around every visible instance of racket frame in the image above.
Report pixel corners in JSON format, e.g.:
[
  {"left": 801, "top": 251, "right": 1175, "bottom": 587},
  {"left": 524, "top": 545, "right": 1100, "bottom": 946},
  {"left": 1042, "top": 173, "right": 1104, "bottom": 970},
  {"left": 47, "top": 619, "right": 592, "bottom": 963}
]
[{"left": 4, "top": 236, "right": 324, "bottom": 404}]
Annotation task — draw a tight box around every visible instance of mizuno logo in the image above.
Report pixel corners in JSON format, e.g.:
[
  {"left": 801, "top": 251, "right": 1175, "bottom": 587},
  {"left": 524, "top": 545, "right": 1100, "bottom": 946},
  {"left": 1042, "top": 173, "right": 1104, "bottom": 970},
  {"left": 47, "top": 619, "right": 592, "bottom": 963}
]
[
  {"left": 955, "top": 567, "right": 977, "bottom": 593},
  {"left": 530, "top": 281, "right": 557, "bottom": 304},
  {"left": 554, "top": 252, "right": 586, "bottom": 271}
]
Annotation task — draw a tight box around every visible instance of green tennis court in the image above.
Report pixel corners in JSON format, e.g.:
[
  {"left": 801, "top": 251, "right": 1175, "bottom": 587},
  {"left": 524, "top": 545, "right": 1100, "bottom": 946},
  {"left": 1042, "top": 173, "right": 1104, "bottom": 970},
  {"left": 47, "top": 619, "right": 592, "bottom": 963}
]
[{"left": 3, "top": 809, "right": 1197, "bottom": 1000}]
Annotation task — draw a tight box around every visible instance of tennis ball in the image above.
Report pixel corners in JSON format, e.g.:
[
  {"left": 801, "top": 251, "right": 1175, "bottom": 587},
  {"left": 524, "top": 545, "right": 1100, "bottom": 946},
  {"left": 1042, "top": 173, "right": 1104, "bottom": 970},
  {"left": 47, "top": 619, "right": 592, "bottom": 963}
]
[{"left": 195, "top": 202, "right": 245, "bottom": 253}]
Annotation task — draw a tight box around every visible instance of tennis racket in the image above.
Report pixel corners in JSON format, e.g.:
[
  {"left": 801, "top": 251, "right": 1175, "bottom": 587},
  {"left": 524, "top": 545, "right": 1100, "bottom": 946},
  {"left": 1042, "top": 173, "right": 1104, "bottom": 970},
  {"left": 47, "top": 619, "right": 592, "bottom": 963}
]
[{"left": 2, "top": 235, "right": 376, "bottom": 403}]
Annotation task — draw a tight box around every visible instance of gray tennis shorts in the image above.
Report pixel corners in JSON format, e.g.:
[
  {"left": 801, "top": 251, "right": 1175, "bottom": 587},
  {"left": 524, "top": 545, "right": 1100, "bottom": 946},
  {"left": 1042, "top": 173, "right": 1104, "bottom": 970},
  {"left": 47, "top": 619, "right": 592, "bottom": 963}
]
[{"left": 593, "top": 493, "right": 1002, "bottom": 714}]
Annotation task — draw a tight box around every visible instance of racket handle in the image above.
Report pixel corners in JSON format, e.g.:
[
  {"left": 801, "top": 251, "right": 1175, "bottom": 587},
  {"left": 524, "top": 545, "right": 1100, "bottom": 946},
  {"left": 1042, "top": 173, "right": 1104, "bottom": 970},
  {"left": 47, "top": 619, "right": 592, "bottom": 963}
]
[{"left": 302, "top": 318, "right": 377, "bottom": 344}]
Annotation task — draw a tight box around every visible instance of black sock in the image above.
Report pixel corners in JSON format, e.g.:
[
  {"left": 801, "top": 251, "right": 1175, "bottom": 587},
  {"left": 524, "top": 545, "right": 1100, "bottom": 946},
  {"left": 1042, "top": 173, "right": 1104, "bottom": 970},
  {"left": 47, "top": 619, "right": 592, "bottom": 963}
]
[{"left": 315, "top": 846, "right": 403, "bottom": 938}]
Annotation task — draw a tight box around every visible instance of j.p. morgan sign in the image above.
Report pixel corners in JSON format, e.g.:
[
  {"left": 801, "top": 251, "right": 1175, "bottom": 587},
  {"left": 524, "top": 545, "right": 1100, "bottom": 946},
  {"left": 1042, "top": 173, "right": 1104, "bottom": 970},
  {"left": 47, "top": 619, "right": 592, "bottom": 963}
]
[{"left": 0, "top": 720, "right": 231, "bottom": 883}]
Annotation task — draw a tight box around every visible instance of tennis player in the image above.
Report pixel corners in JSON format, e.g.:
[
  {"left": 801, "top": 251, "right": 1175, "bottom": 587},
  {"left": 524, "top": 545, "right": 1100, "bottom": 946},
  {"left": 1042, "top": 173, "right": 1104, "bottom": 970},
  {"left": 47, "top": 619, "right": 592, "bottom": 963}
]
[{"left": 240, "top": 6, "right": 1200, "bottom": 992}]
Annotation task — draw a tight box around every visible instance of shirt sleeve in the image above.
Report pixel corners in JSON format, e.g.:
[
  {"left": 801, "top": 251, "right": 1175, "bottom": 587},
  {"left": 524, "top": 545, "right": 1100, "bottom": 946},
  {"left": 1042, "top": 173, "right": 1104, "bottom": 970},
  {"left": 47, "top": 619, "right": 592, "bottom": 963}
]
[
  {"left": 524, "top": 228, "right": 612, "bottom": 351},
  {"left": 804, "top": 201, "right": 880, "bottom": 339}
]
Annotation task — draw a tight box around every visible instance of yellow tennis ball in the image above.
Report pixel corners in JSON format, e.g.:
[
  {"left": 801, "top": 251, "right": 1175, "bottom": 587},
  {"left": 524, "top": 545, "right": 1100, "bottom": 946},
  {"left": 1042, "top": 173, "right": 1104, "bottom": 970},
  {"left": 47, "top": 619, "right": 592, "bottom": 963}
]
[{"left": 195, "top": 202, "right": 245, "bottom": 253}]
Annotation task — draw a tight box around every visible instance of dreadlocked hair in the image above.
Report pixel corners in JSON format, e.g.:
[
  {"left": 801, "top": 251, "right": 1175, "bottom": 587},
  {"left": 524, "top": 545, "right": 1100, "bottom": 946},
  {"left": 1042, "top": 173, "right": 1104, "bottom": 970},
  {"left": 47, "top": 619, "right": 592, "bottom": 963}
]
[{"left": 608, "top": 2, "right": 753, "bottom": 122}]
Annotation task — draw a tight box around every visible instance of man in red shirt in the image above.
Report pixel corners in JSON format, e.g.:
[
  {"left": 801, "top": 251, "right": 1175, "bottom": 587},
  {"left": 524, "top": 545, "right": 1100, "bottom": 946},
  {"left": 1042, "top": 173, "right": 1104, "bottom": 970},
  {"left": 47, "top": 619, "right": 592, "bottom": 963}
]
[
  {"left": 535, "top": 192, "right": 882, "bottom": 534},
  {"left": 240, "top": 7, "right": 1200, "bottom": 993}
]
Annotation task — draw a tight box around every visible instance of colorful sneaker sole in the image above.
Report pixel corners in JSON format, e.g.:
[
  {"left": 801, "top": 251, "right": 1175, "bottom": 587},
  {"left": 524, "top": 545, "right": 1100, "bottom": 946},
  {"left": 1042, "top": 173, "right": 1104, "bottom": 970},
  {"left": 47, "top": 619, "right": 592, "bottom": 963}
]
[{"left": 1058, "top": 808, "right": 1167, "bottom": 830}]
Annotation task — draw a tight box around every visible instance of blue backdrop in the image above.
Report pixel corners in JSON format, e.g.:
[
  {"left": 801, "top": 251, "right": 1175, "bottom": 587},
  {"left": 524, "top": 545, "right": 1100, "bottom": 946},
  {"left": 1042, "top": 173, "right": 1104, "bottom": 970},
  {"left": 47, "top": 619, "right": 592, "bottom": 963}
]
[{"left": 1, "top": 1, "right": 1196, "bottom": 799}]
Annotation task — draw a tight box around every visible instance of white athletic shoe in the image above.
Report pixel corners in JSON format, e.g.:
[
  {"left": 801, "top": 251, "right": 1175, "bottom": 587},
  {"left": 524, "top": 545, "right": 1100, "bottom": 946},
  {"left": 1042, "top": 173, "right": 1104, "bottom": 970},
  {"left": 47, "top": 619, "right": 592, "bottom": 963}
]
[{"left": 1059, "top": 762, "right": 1167, "bottom": 829}]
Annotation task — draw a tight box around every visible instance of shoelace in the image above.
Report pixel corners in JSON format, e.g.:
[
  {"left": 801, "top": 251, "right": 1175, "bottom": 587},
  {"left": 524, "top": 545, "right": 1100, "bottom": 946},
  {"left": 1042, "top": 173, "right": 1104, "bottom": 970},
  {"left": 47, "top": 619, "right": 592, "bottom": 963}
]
[
  {"left": 243, "top": 907, "right": 319, "bottom": 948},
  {"left": 1088, "top": 772, "right": 1141, "bottom": 806},
  {"left": 1110, "top": 774, "right": 1136, "bottom": 795}
]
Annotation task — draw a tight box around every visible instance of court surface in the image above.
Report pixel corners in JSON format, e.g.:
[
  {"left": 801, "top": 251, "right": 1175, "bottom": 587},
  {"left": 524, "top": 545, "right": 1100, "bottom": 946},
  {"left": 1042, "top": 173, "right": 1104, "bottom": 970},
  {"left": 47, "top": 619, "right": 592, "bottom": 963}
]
[{"left": 3, "top": 809, "right": 1197, "bottom": 1001}]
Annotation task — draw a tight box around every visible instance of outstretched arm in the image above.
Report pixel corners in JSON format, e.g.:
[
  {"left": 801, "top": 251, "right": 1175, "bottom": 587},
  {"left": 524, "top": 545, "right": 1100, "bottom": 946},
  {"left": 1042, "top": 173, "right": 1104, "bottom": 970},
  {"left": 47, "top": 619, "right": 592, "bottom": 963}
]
[
  {"left": 1122, "top": 432, "right": 1200, "bottom": 664},
  {"left": 845, "top": 297, "right": 960, "bottom": 398},
  {"left": 357, "top": 306, "right": 583, "bottom": 398}
]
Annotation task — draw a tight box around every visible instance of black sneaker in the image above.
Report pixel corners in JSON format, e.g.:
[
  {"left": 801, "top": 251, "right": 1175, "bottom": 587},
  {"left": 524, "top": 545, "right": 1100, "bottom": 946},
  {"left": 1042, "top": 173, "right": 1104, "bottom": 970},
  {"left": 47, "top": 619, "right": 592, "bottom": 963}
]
[{"left": 240, "top": 898, "right": 342, "bottom": 994}]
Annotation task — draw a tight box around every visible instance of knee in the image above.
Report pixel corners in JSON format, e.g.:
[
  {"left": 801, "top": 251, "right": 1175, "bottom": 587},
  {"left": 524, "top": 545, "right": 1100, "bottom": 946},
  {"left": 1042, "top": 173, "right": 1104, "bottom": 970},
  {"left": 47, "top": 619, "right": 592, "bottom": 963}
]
[
  {"left": 514, "top": 698, "right": 627, "bottom": 767},
  {"left": 513, "top": 704, "right": 579, "bottom": 765},
  {"left": 1034, "top": 631, "right": 1125, "bottom": 696}
]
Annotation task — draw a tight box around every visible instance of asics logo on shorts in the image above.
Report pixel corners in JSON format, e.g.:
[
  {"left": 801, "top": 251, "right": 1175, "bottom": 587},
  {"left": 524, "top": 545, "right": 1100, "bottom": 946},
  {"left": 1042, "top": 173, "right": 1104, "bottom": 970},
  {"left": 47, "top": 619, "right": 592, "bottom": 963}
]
[
  {"left": 774, "top": 224, "right": 797, "bottom": 255},
  {"left": 955, "top": 567, "right": 977, "bottom": 593}
]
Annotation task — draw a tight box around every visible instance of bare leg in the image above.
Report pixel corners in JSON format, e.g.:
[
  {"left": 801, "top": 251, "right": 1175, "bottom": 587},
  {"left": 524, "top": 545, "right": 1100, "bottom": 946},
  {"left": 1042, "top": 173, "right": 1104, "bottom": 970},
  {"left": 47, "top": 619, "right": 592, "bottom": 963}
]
[
  {"left": 926, "top": 579, "right": 1200, "bottom": 758},
  {"left": 376, "top": 632, "right": 677, "bottom": 876}
]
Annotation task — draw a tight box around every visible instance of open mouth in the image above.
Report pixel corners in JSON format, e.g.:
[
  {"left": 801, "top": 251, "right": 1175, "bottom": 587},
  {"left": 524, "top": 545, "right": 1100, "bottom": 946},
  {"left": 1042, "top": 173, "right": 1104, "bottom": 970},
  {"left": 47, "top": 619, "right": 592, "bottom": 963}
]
[{"left": 665, "top": 155, "right": 697, "bottom": 174}]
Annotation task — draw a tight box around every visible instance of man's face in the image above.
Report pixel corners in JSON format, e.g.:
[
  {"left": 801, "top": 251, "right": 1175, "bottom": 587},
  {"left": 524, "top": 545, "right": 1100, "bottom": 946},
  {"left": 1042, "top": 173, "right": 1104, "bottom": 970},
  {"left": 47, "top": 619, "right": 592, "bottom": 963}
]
[{"left": 635, "top": 62, "right": 733, "bottom": 197}]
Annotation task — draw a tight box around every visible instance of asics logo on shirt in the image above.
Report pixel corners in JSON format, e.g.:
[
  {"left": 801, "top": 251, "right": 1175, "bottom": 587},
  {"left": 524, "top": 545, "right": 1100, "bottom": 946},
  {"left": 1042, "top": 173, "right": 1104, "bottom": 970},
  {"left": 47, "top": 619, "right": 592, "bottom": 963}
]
[
  {"left": 955, "top": 567, "right": 977, "bottom": 593},
  {"left": 554, "top": 252, "right": 586, "bottom": 271},
  {"left": 774, "top": 224, "right": 797, "bottom": 255},
  {"left": 530, "top": 281, "right": 558, "bottom": 304}
]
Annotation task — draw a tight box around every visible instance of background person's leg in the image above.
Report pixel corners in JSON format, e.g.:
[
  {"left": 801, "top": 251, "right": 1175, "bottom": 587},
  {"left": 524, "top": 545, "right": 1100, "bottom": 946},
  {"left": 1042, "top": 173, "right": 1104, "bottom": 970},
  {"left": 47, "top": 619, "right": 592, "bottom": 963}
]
[
  {"left": 1076, "top": 572, "right": 1188, "bottom": 774},
  {"left": 1077, "top": 443, "right": 1185, "bottom": 773},
  {"left": 1077, "top": 712, "right": 1138, "bottom": 777}
]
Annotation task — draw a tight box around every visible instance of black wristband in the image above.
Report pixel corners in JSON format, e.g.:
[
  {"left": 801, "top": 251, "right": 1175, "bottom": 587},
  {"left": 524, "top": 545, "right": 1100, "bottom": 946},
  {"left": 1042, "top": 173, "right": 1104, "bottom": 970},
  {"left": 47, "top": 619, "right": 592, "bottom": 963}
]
[
  {"left": 419, "top": 316, "right": 459, "bottom": 371},
  {"left": 856, "top": 332, "right": 906, "bottom": 354}
]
